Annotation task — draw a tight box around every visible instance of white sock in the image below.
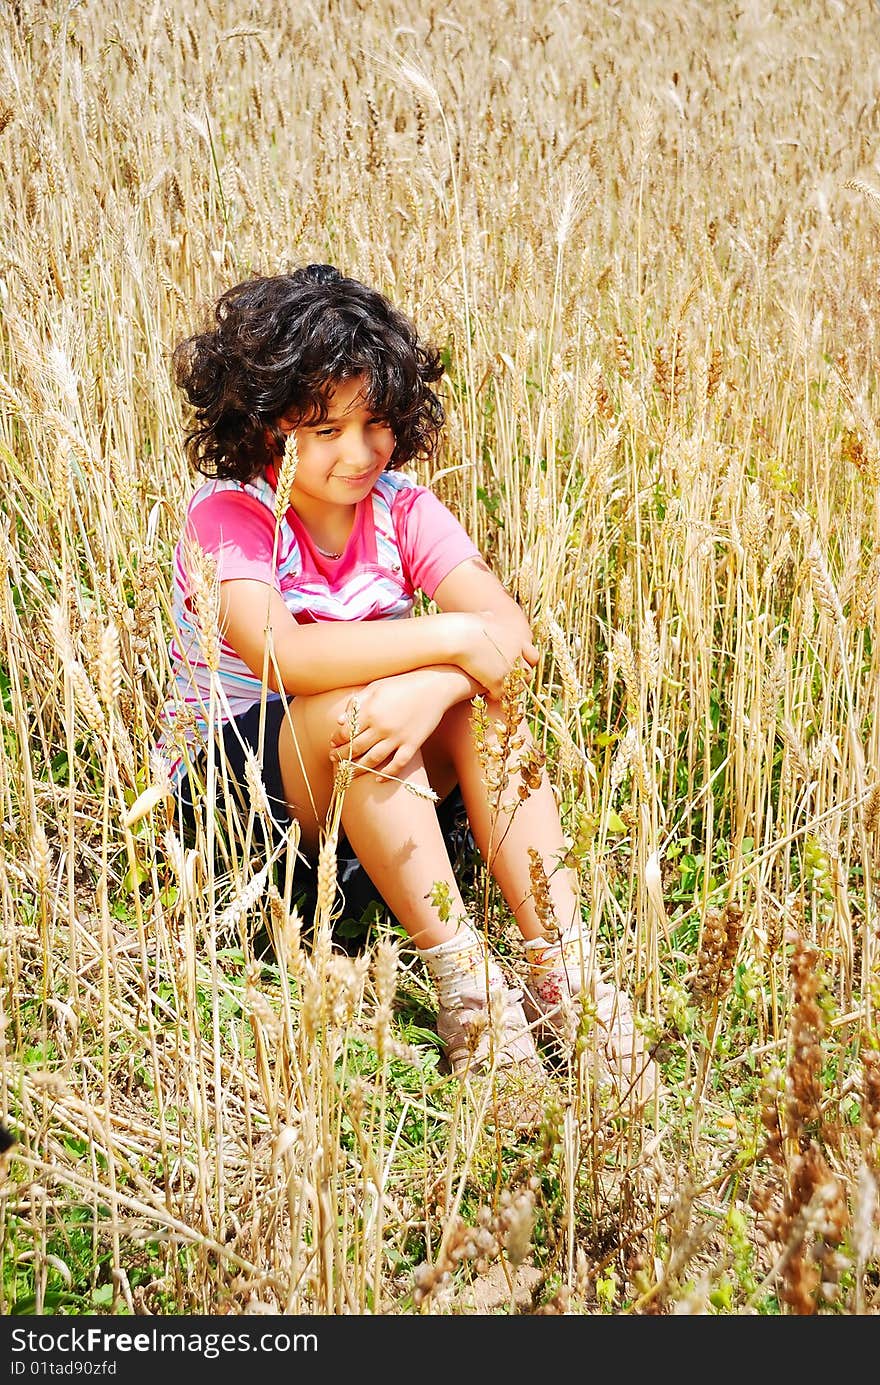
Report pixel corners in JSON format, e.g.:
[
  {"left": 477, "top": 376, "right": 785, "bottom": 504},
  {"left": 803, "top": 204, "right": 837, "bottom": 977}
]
[
  {"left": 417, "top": 923, "right": 505, "bottom": 1005},
  {"left": 525, "top": 928, "right": 589, "bottom": 1001}
]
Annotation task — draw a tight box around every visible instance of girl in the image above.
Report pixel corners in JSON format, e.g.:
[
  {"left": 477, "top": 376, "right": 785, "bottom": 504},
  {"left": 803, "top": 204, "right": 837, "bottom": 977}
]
[{"left": 160, "top": 263, "right": 656, "bottom": 1113}]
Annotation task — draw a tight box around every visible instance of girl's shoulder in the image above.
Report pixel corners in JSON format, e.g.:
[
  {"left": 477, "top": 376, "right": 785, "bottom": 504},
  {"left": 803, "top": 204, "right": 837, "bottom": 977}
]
[
  {"left": 373, "top": 471, "right": 427, "bottom": 528},
  {"left": 186, "top": 473, "right": 277, "bottom": 517},
  {"left": 373, "top": 469, "right": 421, "bottom": 502}
]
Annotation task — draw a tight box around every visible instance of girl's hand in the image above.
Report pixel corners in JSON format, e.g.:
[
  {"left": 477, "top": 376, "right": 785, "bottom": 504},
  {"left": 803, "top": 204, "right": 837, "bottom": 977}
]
[
  {"left": 329, "top": 671, "right": 453, "bottom": 779},
  {"left": 431, "top": 558, "right": 539, "bottom": 699},
  {"left": 456, "top": 609, "right": 538, "bottom": 699}
]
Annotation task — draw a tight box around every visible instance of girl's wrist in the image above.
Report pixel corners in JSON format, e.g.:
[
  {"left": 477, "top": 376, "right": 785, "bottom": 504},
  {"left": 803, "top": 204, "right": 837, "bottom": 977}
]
[
  {"left": 418, "top": 663, "right": 482, "bottom": 708},
  {"left": 438, "top": 611, "right": 479, "bottom": 667}
]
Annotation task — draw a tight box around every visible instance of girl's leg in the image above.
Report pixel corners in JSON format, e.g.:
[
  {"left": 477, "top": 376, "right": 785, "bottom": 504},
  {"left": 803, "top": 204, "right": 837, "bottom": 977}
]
[
  {"left": 425, "top": 697, "right": 659, "bottom": 1107},
  {"left": 423, "top": 696, "right": 581, "bottom": 942},
  {"left": 277, "top": 686, "right": 471, "bottom": 948},
  {"left": 275, "top": 688, "right": 546, "bottom": 1093}
]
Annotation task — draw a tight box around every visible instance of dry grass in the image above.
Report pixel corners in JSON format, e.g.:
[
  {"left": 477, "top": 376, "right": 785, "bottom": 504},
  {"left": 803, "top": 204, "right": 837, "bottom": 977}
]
[{"left": 1, "top": 0, "right": 879, "bottom": 1314}]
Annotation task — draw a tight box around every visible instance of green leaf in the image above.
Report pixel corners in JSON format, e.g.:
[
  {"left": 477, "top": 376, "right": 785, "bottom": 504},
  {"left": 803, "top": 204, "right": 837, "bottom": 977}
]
[{"left": 122, "top": 861, "right": 149, "bottom": 893}]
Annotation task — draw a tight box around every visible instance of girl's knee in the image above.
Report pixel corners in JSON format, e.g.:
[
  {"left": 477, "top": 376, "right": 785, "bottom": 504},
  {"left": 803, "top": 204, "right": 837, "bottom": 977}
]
[
  {"left": 437, "top": 695, "right": 535, "bottom": 765},
  {"left": 440, "top": 694, "right": 507, "bottom": 740},
  {"left": 296, "top": 685, "right": 367, "bottom": 739},
  {"left": 278, "top": 688, "right": 365, "bottom": 844},
  {"left": 440, "top": 696, "right": 474, "bottom": 733}
]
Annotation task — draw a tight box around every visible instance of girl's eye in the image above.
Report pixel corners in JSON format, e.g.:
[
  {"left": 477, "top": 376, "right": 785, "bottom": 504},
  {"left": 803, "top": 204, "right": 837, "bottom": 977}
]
[
  {"left": 368, "top": 419, "right": 391, "bottom": 430},
  {"left": 316, "top": 427, "right": 339, "bottom": 438}
]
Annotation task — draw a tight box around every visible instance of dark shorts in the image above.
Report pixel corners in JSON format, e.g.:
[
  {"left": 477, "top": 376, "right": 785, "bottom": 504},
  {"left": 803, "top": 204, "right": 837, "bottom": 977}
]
[
  {"left": 176, "top": 696, "right": 292, "bottom": 840},
  {"left": 173, "top": 697, "right": 478, "bottom": 931}
]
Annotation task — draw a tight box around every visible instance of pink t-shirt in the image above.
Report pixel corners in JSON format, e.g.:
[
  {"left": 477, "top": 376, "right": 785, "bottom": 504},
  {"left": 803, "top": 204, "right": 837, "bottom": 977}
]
[{"left": 158, "top": 468, "right": 479, "bottom": 772}]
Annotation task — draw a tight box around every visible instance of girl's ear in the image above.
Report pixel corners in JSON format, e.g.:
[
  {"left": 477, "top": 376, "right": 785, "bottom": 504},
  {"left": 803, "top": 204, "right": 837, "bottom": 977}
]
[{"left": 263, "top": 422, "right": 284, "bottom": 456}]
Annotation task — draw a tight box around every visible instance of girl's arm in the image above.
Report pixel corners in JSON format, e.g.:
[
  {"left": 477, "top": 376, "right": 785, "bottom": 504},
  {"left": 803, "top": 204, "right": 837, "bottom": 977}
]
[
  {"left": 326, "top": 558, "right": 537, "bottom": 776},
  {"left": 328, "top": 663, "right": 480, "bottom": 777},
  {"left": 218, "top": 577, "right": 534, "bottom": 698},
  {"left": 431, "top": 555, "right": 535, "bottom": 649}
]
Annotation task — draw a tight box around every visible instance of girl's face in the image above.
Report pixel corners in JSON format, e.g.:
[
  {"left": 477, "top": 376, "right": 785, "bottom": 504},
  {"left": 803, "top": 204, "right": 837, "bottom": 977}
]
[{"left": 277, "top": 375, "right": 395, "bottom": 513}]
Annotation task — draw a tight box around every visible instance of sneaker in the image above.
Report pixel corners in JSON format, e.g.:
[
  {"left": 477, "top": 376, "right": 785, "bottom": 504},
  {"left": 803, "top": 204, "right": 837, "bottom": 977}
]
[
  {"left": 523, "top": 935, "right": 659, "bottom": 1110},
  {"left": 591, "top": 978, "right": 659, "bottom": 1111},
  {"left": 422, "top": 929, "right": 550, "bottom": 1133},
  {"left": 437, "top": 982, "right": 545, "bottom": 1077},
  {"left": 436, "top": 983, "right": 549, "bottom": 1134}
]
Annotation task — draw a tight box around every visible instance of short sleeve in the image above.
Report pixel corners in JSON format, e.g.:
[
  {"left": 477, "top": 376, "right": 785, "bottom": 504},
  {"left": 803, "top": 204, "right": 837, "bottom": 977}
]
[
  {"left": 184, "top": 490, "right": 280, "bottom": 587},
  {"left": 392, "top": 485, "right": 480, "bottom": 598}
]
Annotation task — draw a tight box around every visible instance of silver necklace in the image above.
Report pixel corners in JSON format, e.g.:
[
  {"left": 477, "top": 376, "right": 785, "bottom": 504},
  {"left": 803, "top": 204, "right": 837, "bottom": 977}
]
[{"left": 314, "top": 542, "right": 342, "bottom": 559}]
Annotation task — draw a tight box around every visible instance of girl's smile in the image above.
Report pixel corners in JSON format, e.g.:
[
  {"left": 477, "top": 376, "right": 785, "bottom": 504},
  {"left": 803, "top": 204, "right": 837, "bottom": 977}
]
[{"left": 276, "top": 374, "right": 395, "bottom": 542}]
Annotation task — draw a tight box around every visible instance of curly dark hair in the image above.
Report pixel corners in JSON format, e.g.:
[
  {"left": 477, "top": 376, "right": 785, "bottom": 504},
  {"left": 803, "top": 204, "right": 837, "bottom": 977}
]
[{"left": 172, "top": 264, "right": 446, "bottom": 481}]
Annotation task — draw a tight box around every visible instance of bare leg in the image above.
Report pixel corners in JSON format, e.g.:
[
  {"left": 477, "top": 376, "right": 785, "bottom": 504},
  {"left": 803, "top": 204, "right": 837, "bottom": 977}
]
[
  {"left": 425, "top": 699, "right": 658, "bottom": 1106},
  {"left": 276, "top": 688, "right": 552, "bottom": 1099},
  {"left": 277, "top": 688, "right": 472, "bottom": 949},
  {"left": 423, "top": 697, "right": 581, "bottom": 943}
]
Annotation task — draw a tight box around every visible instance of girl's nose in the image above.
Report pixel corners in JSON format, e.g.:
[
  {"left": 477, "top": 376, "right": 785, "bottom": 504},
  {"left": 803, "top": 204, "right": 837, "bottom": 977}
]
[{"left": 342, "top": 429, "right": 372, "bottom": 467}]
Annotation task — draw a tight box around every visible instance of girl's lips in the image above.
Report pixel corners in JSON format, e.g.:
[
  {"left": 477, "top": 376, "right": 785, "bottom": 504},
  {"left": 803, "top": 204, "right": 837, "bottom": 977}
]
[{"left": 336, "top": 470, "right": 375, "bottom": 484}]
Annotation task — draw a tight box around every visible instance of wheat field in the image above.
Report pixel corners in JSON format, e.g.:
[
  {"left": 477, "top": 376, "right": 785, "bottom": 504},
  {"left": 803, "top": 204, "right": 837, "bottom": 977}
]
[{"left": 0, "top": 0, "right": 879, "bottom": 1315}]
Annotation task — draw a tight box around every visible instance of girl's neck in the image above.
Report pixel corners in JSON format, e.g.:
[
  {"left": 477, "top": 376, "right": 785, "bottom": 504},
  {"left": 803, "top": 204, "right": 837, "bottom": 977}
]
[{"left": 294, "top": 501, "right": 357, "bottom": 558}]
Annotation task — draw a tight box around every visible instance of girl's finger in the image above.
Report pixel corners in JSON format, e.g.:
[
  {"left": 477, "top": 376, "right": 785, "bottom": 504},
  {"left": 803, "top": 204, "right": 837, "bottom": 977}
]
[
  {"left": 356, "top": 739, "right": 396, "bottom": 772},
  {"left": 331, "top": 744, "right": 357, "bottom": 763},
  {"left": 334, "top": 707, "right": 364, "bottom": 735},
  {"left": 384, "top": 748, "right": 415, "bottom": 779},
  {"left": 336, "top": 698, "right": 363, "bottom": 730},
  {"left": 331, "top": 725, "right": 374, "bottom": 752}
]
